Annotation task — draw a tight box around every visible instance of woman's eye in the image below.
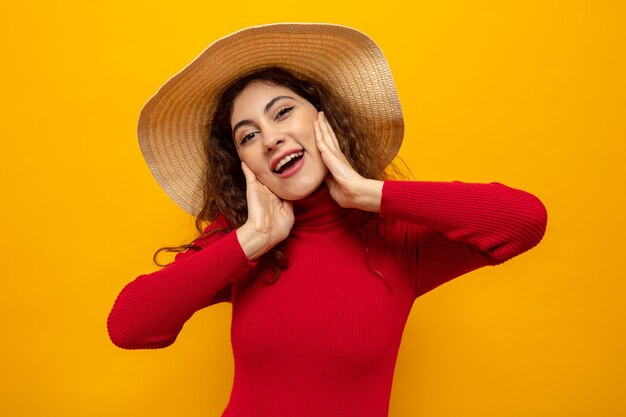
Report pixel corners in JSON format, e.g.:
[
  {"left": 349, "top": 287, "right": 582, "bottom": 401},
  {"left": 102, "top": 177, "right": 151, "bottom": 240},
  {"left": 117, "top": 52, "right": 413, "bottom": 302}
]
[
  {"left": 240, "top": 132, "right": 256, "bottom": 145},
  {"left": 275, "top": 106, "right": 295, "bottom": 120}
]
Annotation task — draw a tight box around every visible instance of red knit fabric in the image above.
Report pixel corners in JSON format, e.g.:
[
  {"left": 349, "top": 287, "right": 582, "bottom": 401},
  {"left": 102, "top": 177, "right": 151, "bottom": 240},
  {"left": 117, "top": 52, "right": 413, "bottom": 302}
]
[{"left": 107, "top": 180, "right": 547, "bottom": 417}]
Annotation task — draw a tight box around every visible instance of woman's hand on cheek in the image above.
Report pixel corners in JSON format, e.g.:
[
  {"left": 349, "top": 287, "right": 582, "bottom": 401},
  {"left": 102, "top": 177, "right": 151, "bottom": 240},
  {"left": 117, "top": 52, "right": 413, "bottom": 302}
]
[
  {"left": 314, "top": 112, "right": 383, "bottom": 212},
  {"left": 236, "top": 162, "right": 294, "bottom": 260}
]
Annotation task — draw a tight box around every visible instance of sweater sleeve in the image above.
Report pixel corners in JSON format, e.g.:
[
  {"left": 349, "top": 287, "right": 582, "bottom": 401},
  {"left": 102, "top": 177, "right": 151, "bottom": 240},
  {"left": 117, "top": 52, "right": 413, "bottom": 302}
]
[
  {"left": 107, "top": 216, "right": 256, "bottom": 350},
  {"left": 379, "top": 180, "right": 547, "bottom": 298}
]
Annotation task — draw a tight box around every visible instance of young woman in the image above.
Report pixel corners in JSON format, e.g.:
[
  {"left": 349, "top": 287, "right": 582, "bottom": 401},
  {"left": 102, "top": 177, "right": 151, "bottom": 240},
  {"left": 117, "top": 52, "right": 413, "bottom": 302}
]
[{"left": 108, "top": 23, "right": 547, "bottom": 417}]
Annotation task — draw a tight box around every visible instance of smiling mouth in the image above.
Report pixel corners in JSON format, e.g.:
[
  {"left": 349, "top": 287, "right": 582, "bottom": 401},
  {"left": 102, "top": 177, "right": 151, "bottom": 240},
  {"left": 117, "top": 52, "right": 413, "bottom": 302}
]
[{"left": 273, "top": 150, "right": 304, "bottom": 174}]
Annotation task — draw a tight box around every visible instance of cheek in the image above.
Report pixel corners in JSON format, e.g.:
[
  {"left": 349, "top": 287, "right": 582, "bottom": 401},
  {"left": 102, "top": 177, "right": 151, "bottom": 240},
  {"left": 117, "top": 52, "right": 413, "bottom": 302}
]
[
  {"left": 237, "top": 148, "right": 254, "bottom": 166},
  {"left": 296, "top": 122, "right": 319, "bottom": 149},
  {"left": 238, "top": 149, "right": 270, "bottom": 178}
]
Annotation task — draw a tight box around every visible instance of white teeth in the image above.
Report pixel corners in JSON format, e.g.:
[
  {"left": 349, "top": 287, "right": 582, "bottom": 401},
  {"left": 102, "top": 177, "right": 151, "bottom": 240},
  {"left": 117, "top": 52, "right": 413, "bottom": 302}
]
[{"left": 274, "top": 151, "right": 304, "bottom": 172}]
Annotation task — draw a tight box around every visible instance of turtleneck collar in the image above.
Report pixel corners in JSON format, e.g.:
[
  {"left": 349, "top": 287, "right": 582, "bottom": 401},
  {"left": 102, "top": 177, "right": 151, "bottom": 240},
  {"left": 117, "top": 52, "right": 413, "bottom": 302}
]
[{"left": 292, "top": 183, "right": 352, "bottom": 229}]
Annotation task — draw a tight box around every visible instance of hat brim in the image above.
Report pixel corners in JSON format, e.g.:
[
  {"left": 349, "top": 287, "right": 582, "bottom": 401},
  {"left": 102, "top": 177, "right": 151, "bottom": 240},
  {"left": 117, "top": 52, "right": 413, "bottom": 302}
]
[{"left": 138, "top": 23, "right": 404, "bottom": 215}]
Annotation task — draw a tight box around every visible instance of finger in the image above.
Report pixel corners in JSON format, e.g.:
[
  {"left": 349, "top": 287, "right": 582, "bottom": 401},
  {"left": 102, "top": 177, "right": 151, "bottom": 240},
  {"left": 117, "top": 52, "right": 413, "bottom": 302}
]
[
  {"left": 241, "top": 162, "right": 257, "bottom": 185},
  {"left": 314, "top": 121, "right": 341, "bottom": 172},
  {"left": 314, "top": 119, "right": 329, "bottom": 153},
  {"left": 319, "top": 112, "right": 339, "bottom": 141},
  {"left": 315, "top": 120, "right": 346, "bottom": 172},
  {"left": 315, "top": 118, "right": 339, "bottom": 161},
  {"left": 319, "top": 112, "right": 340, "bottom": 151},
  {"left": 316, "top": 112, "right": 334, "bottom": 150}
]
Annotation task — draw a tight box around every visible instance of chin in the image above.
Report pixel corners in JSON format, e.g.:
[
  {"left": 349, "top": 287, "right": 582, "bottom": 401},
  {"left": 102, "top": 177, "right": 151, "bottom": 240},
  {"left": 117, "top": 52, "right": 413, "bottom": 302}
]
[{"left": 274, "top": 178, "right": 325, "bottom": 201}]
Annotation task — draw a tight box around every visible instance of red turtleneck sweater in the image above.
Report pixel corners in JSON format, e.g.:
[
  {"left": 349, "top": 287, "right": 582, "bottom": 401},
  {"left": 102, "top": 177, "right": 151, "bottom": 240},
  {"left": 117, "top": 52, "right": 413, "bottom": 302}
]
[{"left": 107, "top": 180, "right": 547, "bottom": 417}]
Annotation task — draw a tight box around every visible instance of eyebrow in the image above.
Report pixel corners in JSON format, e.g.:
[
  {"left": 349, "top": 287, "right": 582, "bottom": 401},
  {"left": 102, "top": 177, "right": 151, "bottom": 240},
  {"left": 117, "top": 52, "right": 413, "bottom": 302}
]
[{"left": 231, "top": 95, "right": 295, "bottom": 137}]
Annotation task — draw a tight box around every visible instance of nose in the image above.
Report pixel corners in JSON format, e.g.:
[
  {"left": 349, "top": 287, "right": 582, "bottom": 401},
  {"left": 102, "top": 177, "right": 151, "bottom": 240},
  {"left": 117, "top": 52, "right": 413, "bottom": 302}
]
[{"left": 262, "top": 129, "right": 285, "bottom": 154}]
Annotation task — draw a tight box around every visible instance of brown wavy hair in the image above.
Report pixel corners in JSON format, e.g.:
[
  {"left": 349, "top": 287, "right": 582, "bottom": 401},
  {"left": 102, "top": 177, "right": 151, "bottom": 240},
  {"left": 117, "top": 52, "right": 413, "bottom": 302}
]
[{"left": 155, "top": 67, "right": 406, "bottom": 284}]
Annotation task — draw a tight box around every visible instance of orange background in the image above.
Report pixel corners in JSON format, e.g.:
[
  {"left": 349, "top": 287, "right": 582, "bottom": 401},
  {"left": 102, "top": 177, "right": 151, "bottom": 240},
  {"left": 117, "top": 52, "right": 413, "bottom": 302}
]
[{"left": 1, "top": 1, "right": 625, "bottom": 416}]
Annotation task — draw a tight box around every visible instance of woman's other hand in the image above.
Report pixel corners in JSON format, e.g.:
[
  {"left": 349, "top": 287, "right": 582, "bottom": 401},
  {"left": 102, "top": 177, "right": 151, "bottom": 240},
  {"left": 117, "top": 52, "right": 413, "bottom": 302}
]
[
  {"left": 314, "top": 111, "right": 383, "bottom": 212},
  {"left": 236, "top": 162, "right": 294, "bottom": 260}
]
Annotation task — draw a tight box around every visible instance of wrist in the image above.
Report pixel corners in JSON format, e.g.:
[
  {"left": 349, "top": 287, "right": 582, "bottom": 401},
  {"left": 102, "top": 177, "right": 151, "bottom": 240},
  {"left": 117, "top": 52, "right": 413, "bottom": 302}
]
[
  {"left": 236, "top": 223, "right": 272, "bottom": 261},
  {"left": 351, "top": 179, "right": 383, "bottom": 212}
]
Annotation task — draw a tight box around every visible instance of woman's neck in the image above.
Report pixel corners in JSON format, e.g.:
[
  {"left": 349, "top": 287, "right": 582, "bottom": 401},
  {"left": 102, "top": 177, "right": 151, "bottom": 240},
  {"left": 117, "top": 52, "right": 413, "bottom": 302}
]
[{"left": 292, "top": 183, "right": 352, "bottom": 229}]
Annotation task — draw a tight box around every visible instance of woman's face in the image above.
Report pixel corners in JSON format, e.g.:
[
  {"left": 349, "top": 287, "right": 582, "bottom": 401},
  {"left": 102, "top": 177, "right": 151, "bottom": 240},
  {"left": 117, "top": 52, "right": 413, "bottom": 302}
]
[{"left": 230, "top": 81, "right": 328, "bottom": 200}]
